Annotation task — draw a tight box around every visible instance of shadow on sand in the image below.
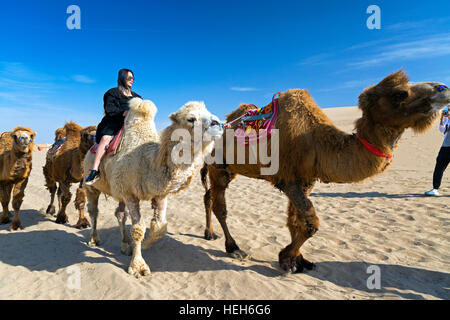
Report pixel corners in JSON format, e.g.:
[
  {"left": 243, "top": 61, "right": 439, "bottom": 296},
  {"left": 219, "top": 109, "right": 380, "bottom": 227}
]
[
  {"left": 0, "top": 221, "right": 448, "bottom": 299},
  {"left": 310, "top": 191, "right": 450, "bottom": 199}
]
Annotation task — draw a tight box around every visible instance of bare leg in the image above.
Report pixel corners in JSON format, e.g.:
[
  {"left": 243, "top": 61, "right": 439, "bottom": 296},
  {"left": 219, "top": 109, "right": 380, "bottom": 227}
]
[
  {"left": 276, "top": 181, "right": 319, "bottom": 273},
  {"left": 0, "top": 182, "right": 13, "bottom": 224},
  {"left": 126, "top": 198, "right": 150, "bottom": 277},
  {"left": 55, "top": 182, "right": 71, "bottom": 224},
  {"left": 92, "top": 135, "right": 113, "bottom": 171},
  {"left": 10, "top": 178, "right": 29, "bottom": 231},
  {"left": 142, "top": 197, "right": 168, "bottom": 250},
  {"left": 86, "top": 187, "right": 101, "bottom": 247},
  {"left": 74, "top": 184, "right": 90, "bottom": 229},
  {"left": 115, "top": 201, "right": 132, "bottom": 255}
]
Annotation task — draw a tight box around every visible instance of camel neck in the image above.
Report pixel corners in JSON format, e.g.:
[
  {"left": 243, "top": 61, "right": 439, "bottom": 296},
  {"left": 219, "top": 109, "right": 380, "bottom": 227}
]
[{"left": 354, "top": 116, "right": 404, "bottom": 155}]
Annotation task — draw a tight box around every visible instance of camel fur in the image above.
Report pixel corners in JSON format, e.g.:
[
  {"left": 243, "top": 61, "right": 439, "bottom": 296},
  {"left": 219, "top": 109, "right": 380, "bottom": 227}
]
[
  {"left": 0, "top": 126, "right": 36, "bottom": 230},
  {"left": 83, "top": 97, "right": 223, "bottom": 277},
  {"left": 43, "top": 122, "right": 96, "bottom": 228},
  {"left": 201, "top": 70, "right": 450, "bottom": 273}
]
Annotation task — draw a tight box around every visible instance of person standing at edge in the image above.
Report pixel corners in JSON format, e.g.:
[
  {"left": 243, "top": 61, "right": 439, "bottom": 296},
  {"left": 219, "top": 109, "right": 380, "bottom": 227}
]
[
  {"left": 85, "top": 68, "right": 142, "bottom": 185},
  {"left": 425, "top": 106, "right": 450, "bottom": 196}
]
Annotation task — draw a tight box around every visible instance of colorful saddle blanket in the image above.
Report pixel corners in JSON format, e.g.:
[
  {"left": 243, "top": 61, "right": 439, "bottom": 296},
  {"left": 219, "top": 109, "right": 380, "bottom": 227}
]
[
  {"left": 235, "top": 92, "right": 280, "bottom": 145},
  {"left": 46, "top": 138, "right": 66, "bottom": 159},
  {"left": 89, "top": 127, "right": 123, "bottom": 154}
]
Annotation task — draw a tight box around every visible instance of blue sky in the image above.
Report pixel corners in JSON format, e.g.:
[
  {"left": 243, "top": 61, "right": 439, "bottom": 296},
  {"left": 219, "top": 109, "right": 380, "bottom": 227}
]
[{"left": 1, "top": 0, "right": 450, "bottom": 143}]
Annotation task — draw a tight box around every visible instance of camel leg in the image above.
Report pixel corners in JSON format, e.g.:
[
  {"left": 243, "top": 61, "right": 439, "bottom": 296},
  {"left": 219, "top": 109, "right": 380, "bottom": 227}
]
[
  {"left": 204, "top": 187, "right": 219, "bottom": 240},
  {"left": 55, "top": 182, "right": 71, "bottom": 224},
  {"left": 276, "top": 181, "right": 319, "bottom": 273},
  {"left": 115, "top": 201, "right": 132, "bottom": 255},
  {"left": 142, "top": 197, "right": 168, "bottom": 250},
  {"left": 126, "top": 198, "right": 150, "bottom": 278},
  {"left": 210, "top": 171, "right": 248, "bottom": 260},
  {"left": 201, "top": 164, "right": 219, "bottom": 240},
  {"left": 45, "top": 183, "right": 57, "bottom": 216},
  {"left": 57, "top": 185, "right": 62, "bottom": 214},
  {"left": 0, "top": 182, "right": 13, "bottom": 225},
  {"left": 86, "top": 187, "right": 101, "bottom": 247},
  {"left": 43, "top": 164, "right": 57, "bottom": 216},
  {"left": 74, "top": 184, "right": 90, "bottom": 229},
  {"left": 10, "top": 178, "right": 29, "bottom": 231}
]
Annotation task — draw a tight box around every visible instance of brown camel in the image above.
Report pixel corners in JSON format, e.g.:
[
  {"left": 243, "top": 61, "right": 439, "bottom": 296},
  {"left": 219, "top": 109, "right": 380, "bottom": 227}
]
[
  {"left": 43, "top": 122, "right": 96, "bottom": 228},
  {"left": 201, "top": 70, "right": 450, "bottom": 273},
  {"left": 0, "top": 126, "right": 36, "bottom": 230}
]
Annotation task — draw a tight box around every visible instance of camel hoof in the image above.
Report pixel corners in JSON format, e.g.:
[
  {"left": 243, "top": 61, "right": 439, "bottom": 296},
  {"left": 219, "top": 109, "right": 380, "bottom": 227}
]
[
  {"left": 228, "top": 249, "right": 250, "bottom": 261},
  {"left": 142, "top": 220, "right": 168, "bottom": 250},
  {"left": 0, "top": 215, "right": 11, "bottom": 225},
  {"left": 75, "top": 218, "right": 91, "bottom": 229},
  {"left": 121, "top": 242, "right": 132, "bottom": 256},
  {"left": 55, "top": 214, "right": 68, "bottom": 224},
  {"left": 87, "top": 237, "right": 101, "bottom": 247},
  {"left": 128, "top": 258, "right": 151, "bottom": 278},
  {"left": 204, "top": 229, "right": 219, "bottom": 240},
  {"left": 279, "top": 254, "right": 315, "bottom": 273},
  {"left": 9, "top": 220, "right": 23, "bottom": 231},
  {"left": 46, "top": 205, "right": 56, "bottom": 215}
]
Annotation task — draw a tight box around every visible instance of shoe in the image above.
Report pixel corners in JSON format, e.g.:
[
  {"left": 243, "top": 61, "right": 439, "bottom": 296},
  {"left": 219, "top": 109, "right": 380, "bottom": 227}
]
[
  {"left": 85, "top": 170, "right": 100, "bottom": 185},
  {"left": 424, "top": 189, "right": 440, "bottom": 196}
]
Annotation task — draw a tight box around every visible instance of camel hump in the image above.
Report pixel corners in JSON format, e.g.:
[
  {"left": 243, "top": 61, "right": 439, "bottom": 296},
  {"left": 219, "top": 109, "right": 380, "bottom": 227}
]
[
  {"left": 128, "top": 97, "right": 157, "bottom": 119},
  {"left": 64, "top": 121, "right": 82, "bottom": 133}
]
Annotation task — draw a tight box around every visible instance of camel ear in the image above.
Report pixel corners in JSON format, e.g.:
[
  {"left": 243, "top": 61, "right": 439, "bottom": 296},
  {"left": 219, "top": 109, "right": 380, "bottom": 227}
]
[
  {"left": 169, "top": 112, "right": 179, "bottom": 124},
  {"left": 391, "top": 89, "right": 409, "bottom": 104}
]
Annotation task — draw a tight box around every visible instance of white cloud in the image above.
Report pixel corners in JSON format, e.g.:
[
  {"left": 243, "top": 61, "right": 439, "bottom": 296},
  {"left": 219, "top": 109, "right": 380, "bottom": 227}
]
[
  {"left": 298, "top": 53, "right": 334, "bottom": 66},
  {"left": 72, "top": 74, "right": 96, "bottom": 84},
  {"left": 230, "top": 87, "right": 259, "bottom": 92},
  {"left": 348, "top": 33, "right": 450, "bottom": 68}
]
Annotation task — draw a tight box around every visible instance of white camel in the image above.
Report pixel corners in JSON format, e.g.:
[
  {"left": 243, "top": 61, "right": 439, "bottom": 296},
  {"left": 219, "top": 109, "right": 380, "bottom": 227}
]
[{"left": 83, "top": 97, "right": 223, "bottom": 277}]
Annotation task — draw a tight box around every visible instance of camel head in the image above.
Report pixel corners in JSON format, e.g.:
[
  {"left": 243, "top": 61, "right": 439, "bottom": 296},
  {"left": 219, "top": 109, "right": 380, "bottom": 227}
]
[
  {"left": 358, "top": 70, "right": 450, "bottom": 133},
  {"left": 11, "top": 126, "right": 36, "bottom": 153},
  {"left": 54, "top": 128, "right": 66, "bottom": 142},
  {"left": 80, "top": 125, "right": 97, "bottom": 152},
  {"left": 169, "top": 101, "right": 224, "bottom": 145}
]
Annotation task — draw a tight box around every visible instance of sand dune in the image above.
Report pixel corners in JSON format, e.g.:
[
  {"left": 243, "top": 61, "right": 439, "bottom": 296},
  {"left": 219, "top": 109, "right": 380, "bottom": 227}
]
[{"left": 0, "top": 106, "right": 448, "bottom": 300}]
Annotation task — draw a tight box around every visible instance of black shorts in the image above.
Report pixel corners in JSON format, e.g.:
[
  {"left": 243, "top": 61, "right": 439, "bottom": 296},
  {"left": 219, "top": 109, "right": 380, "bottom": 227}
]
[{"left": 95, "top": 115, "right": 124, "bottom": 143}]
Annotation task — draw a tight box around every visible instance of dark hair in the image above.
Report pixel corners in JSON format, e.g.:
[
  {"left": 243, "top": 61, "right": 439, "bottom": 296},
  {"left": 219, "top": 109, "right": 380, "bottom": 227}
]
[{"left": 117, "top": 68, "right": 134, "bottom": 95}]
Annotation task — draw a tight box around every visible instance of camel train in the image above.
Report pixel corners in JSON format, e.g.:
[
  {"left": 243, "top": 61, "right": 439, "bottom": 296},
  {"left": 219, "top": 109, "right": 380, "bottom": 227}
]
[{"left": 0, "top": 70, "right": 448, "bottom": 277}]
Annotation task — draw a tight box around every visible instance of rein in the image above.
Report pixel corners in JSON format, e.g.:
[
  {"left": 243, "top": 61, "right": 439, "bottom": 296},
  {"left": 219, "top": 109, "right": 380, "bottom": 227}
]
[{"left": 355, "top": 135, "right": 392, "bottom": 164}]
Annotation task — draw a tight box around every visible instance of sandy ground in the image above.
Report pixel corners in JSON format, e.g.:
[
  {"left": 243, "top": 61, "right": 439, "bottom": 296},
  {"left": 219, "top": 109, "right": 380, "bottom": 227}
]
[{"left": 0, "top": 106, "right": 448, "bottom": 300}]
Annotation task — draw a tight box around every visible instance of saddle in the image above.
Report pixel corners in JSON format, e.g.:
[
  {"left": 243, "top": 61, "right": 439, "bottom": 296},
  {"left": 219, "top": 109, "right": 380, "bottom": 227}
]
[
  {"left": 89, "top": 127, "right": 123, "bottom": 155},
  {"left": 234, "top": 92, "right": 280, "bottom": 145}
]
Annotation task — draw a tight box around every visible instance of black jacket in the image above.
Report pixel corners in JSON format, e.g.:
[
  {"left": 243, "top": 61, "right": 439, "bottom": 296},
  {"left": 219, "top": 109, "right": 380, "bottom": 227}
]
[
  {"left": 103, "top": 87, "right": 142, "bottom": 117},
  {"left": 95, "top": 88, "right": 142, "bottom": 142}
]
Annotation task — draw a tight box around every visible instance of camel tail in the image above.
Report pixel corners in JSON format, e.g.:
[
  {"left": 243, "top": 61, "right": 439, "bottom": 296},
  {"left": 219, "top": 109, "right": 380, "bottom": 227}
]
[{"left": 200, "top": 163, "right": 209, "bottom": 191}]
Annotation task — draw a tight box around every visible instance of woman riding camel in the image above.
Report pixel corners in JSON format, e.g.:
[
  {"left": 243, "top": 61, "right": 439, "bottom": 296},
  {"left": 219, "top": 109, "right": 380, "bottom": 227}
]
[{"left": 85, "top": 68, "right": 141, "bottom": 185}]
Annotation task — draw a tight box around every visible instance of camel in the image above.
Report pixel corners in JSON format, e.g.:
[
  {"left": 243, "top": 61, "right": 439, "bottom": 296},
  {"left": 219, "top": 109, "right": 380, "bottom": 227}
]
[
  {"left": 201, "top": 70, "right": 450, "bottom": 273},
  {"left": 0, "top": 126, "right": 36, "bottom": 230},
  {"left": 83, "top": 97, "right": 223, "bottom": 277},
  {"left": 43, "top": 122, "right": 96, "bottom": 228}
]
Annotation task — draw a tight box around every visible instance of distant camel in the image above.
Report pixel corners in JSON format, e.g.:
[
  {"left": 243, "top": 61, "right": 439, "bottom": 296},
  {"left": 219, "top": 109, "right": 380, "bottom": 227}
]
[
  {"left": 43, "top": 122, "right": 96, "bottom": 228},
  {"left": 0, "top": 126, "right": 36, "bottom": 230},
  {"left": 84, "top": 97, "right": 223, "bottom": 277},
  {"left": 201, "top": 71, "right": 450, "bottom": 272}
]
